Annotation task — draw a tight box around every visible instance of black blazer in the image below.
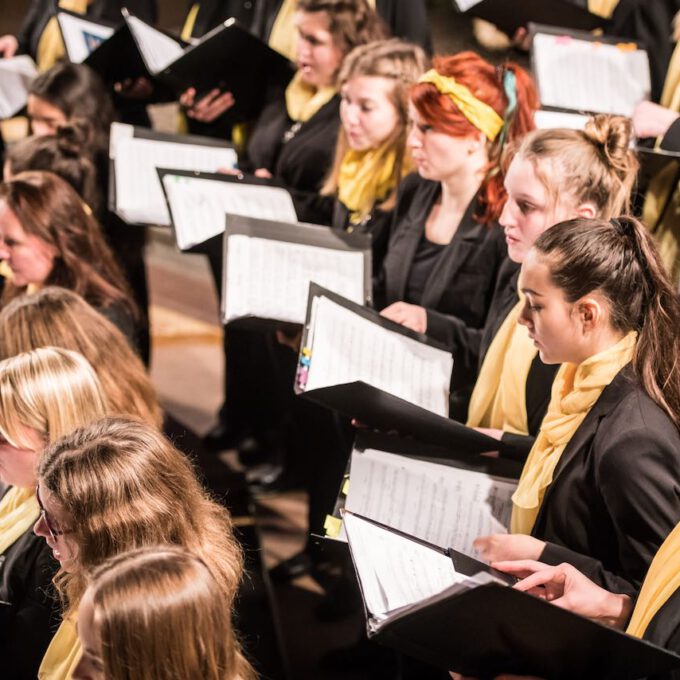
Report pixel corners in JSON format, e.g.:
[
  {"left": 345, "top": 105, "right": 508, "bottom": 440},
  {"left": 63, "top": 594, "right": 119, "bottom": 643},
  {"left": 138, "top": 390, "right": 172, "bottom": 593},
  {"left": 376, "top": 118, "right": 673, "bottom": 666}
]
[
  {"left": 535, "top": 367, "right": 680, "bottom": 596},
  {"left": 15, "top": 0, "right": 157, "bottom": 58},
  {"left": 0, "top": 502, "right": 61, "bottom": 679},
  {"left": 645, "top": 587, "right": 680, "bottom": 680},
  {"left": 185, "top": 0, "right": 260, "bottom": 38},
  {"left": 375, "top": 174, "right": 507, "bottom": 418}
]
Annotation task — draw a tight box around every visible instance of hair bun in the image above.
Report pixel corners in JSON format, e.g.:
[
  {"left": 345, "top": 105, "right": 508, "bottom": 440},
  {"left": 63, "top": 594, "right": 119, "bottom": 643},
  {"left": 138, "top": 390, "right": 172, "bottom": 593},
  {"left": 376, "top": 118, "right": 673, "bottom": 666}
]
[{"left": 584, "top": 114, "right": 633, "bottom": 168}]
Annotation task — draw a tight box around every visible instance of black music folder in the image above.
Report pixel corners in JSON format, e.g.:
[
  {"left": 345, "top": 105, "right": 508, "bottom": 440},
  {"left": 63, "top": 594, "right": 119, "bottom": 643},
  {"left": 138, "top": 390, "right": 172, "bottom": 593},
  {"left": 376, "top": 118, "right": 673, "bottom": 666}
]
[
  {"left": 221, "top": 219, "right": 371, "bottom": 329},
  {"left": 344, "top": 511, "right": 680, "bottom": 679},
  {"left": 452, "top": 0, "right": 603, "bottom": 37},
  {"left": 636, "top": 145, "right": 680, "bottom": 184}
]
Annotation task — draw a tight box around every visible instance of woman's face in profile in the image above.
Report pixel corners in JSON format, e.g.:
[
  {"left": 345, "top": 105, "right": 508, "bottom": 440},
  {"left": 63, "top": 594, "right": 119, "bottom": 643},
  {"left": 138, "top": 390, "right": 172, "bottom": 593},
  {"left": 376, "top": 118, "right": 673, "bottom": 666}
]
[
  {"left": 27, "top": 95, "right": 67, "bottom": 137},
  {"left": 34, "top": 481, "right": 79, "bottom": 572},
  {"left": 0, "top": 200, "right": 56, "bottom": 287},
  {"left": 294, "top": 10, "right": 343, "bottom": 89}
]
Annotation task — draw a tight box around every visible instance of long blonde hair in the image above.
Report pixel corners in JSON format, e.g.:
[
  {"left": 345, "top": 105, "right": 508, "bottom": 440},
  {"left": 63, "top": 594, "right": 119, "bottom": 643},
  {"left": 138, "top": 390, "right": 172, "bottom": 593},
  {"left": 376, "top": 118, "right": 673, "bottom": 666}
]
[
  {"left": 0, "top": 287, "right": 162, "bottom": 429},
  {"left": 0, "top": 346, "right": 107, "bottom": 449},
  {"left": 85, "top": 546, "right": 254, "bottom": 680},
  {"left": 321, "top": 39, "right": 428, "bottom": 210}
]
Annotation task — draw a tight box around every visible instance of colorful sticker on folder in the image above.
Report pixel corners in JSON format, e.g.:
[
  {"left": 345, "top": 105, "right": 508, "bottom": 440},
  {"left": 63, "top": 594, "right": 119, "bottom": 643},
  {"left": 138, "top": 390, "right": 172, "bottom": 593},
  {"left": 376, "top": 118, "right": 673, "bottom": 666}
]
[
  {"left": 342, "top": 478, "right": 350, "bottom": 496},
  {"left": 324, "top": 514, "right": 343, "bottom": 538}
]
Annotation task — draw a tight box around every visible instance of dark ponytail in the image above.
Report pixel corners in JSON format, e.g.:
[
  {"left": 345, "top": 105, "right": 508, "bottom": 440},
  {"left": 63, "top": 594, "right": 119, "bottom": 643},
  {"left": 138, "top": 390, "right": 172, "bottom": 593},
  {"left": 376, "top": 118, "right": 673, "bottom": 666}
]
[{"left": 534, "top": 216, "right": 680, "bottom": 426}]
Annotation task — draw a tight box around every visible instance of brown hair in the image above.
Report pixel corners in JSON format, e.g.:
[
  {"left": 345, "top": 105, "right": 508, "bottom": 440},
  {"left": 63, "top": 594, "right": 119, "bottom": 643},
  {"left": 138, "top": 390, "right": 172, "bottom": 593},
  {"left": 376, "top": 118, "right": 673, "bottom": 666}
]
[
  {"left": 534, "top": 216, "right": 680, "bottom": 426},
  {"left": 321, "top": 39, "right": 428, "bottom": 210},
  {"left": 38, "top": 418, "right": 245, "bottom": 615},
  {"left": 5, "top": 121, "right": 101, "bottom": 214},
  {"left": 296, "top": 0, "right": 389, "bottom": 65},
  {"left": 0, "top": 288, "right": 162, "bottom": 429},
  {"left": 0, "top": 171, "right": 136, "bottom": 320},
  {"left": 511, "top": 114, "right": 639, "bottom": 219},
  {"left": 86, "top": 546, "right": 254, "bottom": 680},
  {"left": 410, "top": 51, "right": 539, "bottom": 223}
]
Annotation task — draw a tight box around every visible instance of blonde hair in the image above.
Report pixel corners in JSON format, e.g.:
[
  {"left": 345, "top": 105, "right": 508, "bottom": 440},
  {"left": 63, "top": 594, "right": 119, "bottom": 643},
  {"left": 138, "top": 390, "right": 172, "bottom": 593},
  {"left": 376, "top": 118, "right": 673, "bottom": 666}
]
[
  {"left": 86, "top": 546, "right": 254, "bottom": 680},
  {"left": 511, "top": 114, "right": 639, "bottom": 219},
  {"left": 0, "top": 346, "right": 107, "bottom": 449},
  {"left": 322, "top": 39, "right": 429, "bottom": 209},
  {"left": 0, "top": 287, "right": 162, "bottom": 429},
  {"left": 38, "top": 417, "right": 244, "bottom": 618}
]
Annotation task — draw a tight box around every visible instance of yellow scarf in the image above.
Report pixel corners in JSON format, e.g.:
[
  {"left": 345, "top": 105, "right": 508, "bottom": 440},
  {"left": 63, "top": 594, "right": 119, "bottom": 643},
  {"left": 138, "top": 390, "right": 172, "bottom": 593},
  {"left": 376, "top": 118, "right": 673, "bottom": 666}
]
[
  {"left": 285, "top": 71, "right": 336, "bottom": 123},
  {"left": 180, "top": 3, "right": 200, "bottom": 42},
  {"left": 338, "top": 143, "right": 399, "bottom": 223},
  {"left": 39, "top": 617, "right": 81, "bottom": 680},
  {"left": 627, "top": 521, "right": 680, "bottom": 637},
  {"left": 587, "top": 0, "right": 620, "bottom": 18},
  {"left": 467, "top": 300, "right": 536, "bottom": 435},
  {"left": 0, "top": 486, "right": 40, "bottom": 554},
  {"left": 36, "top": 0, "right": 89, "bottom": 72},
  {"left": 511, "top": 331, "right": 637, "bottom": 535}
]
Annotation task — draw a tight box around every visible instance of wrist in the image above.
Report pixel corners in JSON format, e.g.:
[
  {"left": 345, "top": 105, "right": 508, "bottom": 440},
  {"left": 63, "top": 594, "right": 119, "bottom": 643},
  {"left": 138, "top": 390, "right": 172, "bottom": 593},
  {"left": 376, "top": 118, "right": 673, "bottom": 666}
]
[{"left": 598, "top": 592, "right": 633, "bottom": 629}]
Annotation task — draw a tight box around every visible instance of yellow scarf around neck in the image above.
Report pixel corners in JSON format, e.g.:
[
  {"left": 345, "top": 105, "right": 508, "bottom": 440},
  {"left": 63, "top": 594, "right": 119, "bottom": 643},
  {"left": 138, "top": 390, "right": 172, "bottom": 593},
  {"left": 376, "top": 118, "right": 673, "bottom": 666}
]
[
  {"left": 0, "top": 486, "right": 40, "bottom": 554},
  {"left": 39, "top": 616, "right": 81, "bottom": 680},
  {"left": 587, "top": 0, "right": 620, "bottom": 18},
  {"left": 36, "top": 0, "right": 89, "bottom": 72},
  {"left": 467, "top": 300, "right": 536, "bottom": 435},
  {"left": 511, "top": 331, "right": 637, "bottom": 535},
  {"left": 180, "top": 3, "right": 200, "bottom": 42},
  {"left": 285, "top": 71, "right": 336, "bottom": 123},
  {"left": 627, "top": 521, "right": 680, "bottom": 637},
  {"left": 338, "top": 143, "right": 399, "bottom": 223}
]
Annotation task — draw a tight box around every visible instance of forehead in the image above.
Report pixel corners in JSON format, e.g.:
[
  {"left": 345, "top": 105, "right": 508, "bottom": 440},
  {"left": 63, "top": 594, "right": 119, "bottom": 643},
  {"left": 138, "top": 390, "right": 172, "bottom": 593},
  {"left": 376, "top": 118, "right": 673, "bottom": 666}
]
[
  {"left": 519, "top": 249, "right": 554, "bottom": 291},
  {"left": 294, "top": 10, "right": 331, "bottom": 34},
  {"left": 27, "top": 95, "right": 64, "bottom": 119},
  {"left": 0, "top": 201, "right": 25, "bottom": 236},
  {"left": 37, "top": 480, "right": 68, "bottom": 519},
  {"left": 342, "top": 75, "right": 396, "bottom": 101},
  {"left": 505, "top": 156, "right": 550, "bottom": 201}
]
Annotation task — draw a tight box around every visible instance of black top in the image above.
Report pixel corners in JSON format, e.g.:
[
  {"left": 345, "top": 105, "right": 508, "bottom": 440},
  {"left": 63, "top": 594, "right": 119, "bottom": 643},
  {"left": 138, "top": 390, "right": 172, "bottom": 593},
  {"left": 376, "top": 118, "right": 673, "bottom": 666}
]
[
  {"left": 404, "top": 234, "right": 446, "bottom": 305},
  {"left": 646, "top": 588, "right": 680, "bottom": 680},
  {"left": 0, "top": 489, "right": 61, "bottom": 680},
  {"left": 374, "top": 174, "right": 507, "bottom": 419},
  {"left": 15, "top": 0, "right": 157, "bottom": 58},
  {"left": 535, "top": 367, "right": 680, "bottom": 597}
]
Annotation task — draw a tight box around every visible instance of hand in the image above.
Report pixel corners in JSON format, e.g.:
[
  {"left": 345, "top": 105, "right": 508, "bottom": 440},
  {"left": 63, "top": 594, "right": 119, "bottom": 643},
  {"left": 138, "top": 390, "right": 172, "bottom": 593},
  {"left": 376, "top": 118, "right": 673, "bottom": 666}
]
[
  {"left": 0, "top": 35, "right": 18, "bottom": 58},
  {"left": 473, "top": 534, "right": 545, "bottom": 563},
  {"left": 380, "top": 302, "right": 427, "bottom": 334},
  {"left": 181, "top": 87, "right": 235, "bottom": 123},
  {"left": 275, "top": 328, "right": 302, "bottom": 352},
  {"left": 113, "top": 77, "right": 154, "bottom": 100},
  {"left": 511, "top": 26, "right": 532, "bottom": 51},
  {"left": 633, "top": 101, "right": 680, "bottom": 139},
  {"left": 254, "top": 168, "right": 273, "bottom": 179}
]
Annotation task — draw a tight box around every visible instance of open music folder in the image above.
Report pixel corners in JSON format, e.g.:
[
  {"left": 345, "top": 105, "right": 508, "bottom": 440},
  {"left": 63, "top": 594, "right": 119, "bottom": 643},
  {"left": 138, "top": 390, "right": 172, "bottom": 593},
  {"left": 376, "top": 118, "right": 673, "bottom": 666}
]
[
  {"left": 530, "top": 23, "right": 651, "bottom": 118},
  {"left": 0, "top": 56, "right": 37, "bottom": 119},
  {"left": 158, "top": 170, "right": 298, "bottom": 250},
  {"left": 344, "top": 511, "right": 680, "bottom": 679},
  {"left": 452, "top": 0, "right": 603, "bottom": 37},
  {"left": 57, "top": 10, "right": 116, "bottom": 64},
  {"left": 221, "top": 217, "right": 371, "bottom": 328},
  {"left": 109, "top": 123, "right": 237, "bottom": 226}
]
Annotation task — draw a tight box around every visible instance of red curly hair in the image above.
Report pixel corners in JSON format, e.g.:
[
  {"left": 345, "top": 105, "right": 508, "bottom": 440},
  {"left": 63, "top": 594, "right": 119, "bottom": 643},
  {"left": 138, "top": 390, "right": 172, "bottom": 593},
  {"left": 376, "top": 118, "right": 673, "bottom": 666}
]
[{"left": 411, "top": 51, "right": 539, "bottom": 223}]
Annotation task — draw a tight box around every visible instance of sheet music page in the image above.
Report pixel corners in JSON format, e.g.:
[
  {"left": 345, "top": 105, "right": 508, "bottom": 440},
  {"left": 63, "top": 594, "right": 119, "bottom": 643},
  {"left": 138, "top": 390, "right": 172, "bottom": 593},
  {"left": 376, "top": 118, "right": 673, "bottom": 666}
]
[
  {"left": 346, "top": 449, "right": 516, "bottom": 556},
  {"left": 305, "top": 296, "right": 453, "bottom": 415},
  {"left": 162, "top": 175, "right": 297, "bottom": 249},
  {"left": 343, "top": 512, "right": 465, "bottom": 619},
  {"left": 126, "top": 15, "right": 184, "bottom": 73},
  {"left": 534, "top": 110, "right": 590, "bottom": 130},
  {"left": 533, "top": 33, "right": 650, "bottom": 116},
  {"left": 57, "top": 13, "right": 114, "bottom": 63},
  {"left": 0, "top": 56, "right": 37, "bottom": 119},
  {"left": 225, "top": 235, "right": 365, "bottom": 324},
  {"left": 113, "top": 138, "right": 237, "bottom": 225},
  {"left": 455, "top": 0, "right": 483, "bottom": 10}
]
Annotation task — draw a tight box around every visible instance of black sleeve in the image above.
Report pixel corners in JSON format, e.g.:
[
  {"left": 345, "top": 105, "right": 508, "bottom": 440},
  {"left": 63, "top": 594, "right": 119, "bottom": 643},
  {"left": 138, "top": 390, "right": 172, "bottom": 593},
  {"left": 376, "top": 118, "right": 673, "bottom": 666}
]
[
  {"left": 377, "top": 0, "right": 432, "bottom": 53},
  {"left": 498, "top": 432, "right": 536, "bottom": 462},
  {"left": 14, "top": 0, "right": 45, "bottom": 55},
  {"left": 290, "top": 188, "right": 334, "bottom": 226},
  {"left": 661, "top": 118, "right": 680, "bottom": 153}
]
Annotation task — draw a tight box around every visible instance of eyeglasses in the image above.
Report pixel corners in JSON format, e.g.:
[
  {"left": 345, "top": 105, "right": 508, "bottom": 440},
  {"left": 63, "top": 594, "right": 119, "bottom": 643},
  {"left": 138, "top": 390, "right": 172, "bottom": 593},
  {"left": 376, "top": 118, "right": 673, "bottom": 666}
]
[{"left": 35, "top": 486, "right": 67, "bottom": 542}]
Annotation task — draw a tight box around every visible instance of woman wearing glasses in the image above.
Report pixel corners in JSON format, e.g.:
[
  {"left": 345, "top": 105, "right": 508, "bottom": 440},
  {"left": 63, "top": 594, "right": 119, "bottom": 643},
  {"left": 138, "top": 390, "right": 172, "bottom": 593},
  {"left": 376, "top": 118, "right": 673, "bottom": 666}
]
[{"left": 0, "top": 346, "right": 107, "bottom": 679}]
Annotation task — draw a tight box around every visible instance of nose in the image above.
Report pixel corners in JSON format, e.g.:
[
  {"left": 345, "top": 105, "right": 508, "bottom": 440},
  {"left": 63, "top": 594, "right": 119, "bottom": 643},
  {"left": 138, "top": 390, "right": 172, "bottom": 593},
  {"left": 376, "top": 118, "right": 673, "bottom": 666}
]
[
  {"left": 0, "top": 241, "right": 9, "bottom": 261},
  {"left": 407, "top": 125, "right": 421, "bottom": 150},
  {"left": 499, "top": 201, "right": 515, "bottom": 228},
  {"left": 33, "top": 513, "right": 49, "bottom": 540},
  {"left": 343, "top": 102, "right": 360, "bottom": 128},
  {"left": 518, "top": 300, "right": 533, "bottom": 329}
]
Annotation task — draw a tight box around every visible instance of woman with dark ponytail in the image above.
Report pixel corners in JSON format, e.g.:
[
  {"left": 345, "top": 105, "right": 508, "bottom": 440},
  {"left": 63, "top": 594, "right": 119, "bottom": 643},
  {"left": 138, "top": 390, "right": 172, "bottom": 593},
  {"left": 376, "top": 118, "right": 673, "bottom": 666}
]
[{"left": 475, "top": 215, "right": 680, "bottom": 598}]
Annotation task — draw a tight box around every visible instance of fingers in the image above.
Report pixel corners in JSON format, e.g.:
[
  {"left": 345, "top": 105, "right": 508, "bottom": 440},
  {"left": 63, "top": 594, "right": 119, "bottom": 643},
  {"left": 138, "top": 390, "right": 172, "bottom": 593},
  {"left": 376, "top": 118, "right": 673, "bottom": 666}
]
[
  {"left": 254, "top": 168, "right": 273, "bottom": 179},
  {"left": 186, "top": 89, "right": 235, "bottom": 122},
  {"left": 491, "top": 559, "right": 549, "bottom": 578}
]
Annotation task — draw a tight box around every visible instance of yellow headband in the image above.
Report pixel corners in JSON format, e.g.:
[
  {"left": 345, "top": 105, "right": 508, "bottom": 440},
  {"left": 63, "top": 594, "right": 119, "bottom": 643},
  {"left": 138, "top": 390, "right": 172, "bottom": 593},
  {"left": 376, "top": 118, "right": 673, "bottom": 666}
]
[{"left": 418, "top": 69, "right": 504, "bottom": 142}]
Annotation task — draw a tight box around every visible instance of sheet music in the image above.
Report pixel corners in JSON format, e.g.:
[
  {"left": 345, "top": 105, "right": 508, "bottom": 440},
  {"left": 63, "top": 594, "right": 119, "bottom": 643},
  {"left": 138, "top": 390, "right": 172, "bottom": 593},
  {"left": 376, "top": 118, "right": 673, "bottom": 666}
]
[
  {"left": 225, "top": 235, "right": 365, "bottom": 324},
  {"left": 534, "top": 110, "right": 590, "bottom": 130},
  {"left": 533, "top": 32, "right": 650, "bottom": 116},
  {"left": 346, "top": 449, "right": 516, "bottom": 556},
  {"left": 57, "top": 13, "right": 114, "bottom": 63},
  {"left": 305, "top": 296, "right": 453, "bottom": 415},
  {"left": 162, "top": 175, "right": 297, "bottom": 249},
  {"left": 0, "top": 56, "right": 37, "bottom": 119},
  {"left": 455, "top": 0, "right": 483, "bottom": 10},
  {"left": 343, "top": 512, "right": 465, "bottom": 619},
  {"left": 110, "top": 126, "right": 237, "bottom": 226},
  {"left": 126, "top": 15, "right": 184, "bottom": 74}
]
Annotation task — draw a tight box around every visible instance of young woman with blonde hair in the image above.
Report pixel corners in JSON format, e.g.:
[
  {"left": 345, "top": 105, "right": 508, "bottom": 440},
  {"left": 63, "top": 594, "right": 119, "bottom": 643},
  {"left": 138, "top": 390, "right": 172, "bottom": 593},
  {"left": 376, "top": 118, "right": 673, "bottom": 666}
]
[
  {"left": 35, "top": 417, "right": 252, "bottom": 680},
  {"left": 0, "top": 287, "right": 162, "bottom": 429},
  {"left": 0, "top": 346, "right": 107, "bottom": 679},
  {"left": 73, "top": 546, "right": 247, "bottom": 680}
]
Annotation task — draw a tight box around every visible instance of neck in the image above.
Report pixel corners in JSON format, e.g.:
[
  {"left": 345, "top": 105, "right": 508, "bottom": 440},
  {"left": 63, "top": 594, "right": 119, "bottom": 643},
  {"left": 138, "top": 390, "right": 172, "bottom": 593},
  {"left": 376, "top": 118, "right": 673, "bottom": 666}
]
[
  {"left": 574, "top": 327, "right": 628, "bottom": 366},
  {"left": 439, "top": 153, "right": 487, "bottom": 213}
]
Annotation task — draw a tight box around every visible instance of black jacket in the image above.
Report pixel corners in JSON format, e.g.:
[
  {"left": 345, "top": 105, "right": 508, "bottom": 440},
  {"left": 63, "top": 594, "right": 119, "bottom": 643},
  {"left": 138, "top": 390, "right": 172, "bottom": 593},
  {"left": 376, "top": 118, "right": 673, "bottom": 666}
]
[
  {"left": 535, "top": 368, "right": 680, "bottom": 597},
  {"left": 184, "top": 0, "right": 260, "bottom": 38},
  {"left": 0, "top": 494, "right": 61, "bottom": 679},
  {"left": 15, "top": 0, "right": 157, "bottom": 58},
  {"left": 646, "top": 588, "right": 680, "bottom": 680},
  {"left": 375, "top": 174, "right": 507, "bottom": 419}
]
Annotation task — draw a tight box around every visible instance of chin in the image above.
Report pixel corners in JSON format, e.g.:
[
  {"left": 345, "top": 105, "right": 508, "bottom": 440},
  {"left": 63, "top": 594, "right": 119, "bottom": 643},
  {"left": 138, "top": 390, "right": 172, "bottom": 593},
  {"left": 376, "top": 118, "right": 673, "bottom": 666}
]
[{"left": 506, "top": 243, "right": 526, "bottom": 263}]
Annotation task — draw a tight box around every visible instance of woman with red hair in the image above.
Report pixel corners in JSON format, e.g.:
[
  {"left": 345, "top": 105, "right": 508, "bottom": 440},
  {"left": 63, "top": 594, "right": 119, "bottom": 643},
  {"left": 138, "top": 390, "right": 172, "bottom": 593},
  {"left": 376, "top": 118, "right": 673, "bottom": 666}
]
[{"left": 375, "top": 52, "right": 538, "bottom": 418}]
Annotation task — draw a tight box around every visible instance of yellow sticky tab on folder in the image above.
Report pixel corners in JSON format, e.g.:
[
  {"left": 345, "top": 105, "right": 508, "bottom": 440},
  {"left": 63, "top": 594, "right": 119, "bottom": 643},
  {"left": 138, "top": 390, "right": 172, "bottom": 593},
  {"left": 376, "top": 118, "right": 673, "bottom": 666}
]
[
  {"left": 342, "top": 478, "right": 350, "bottom": 496},
  {"left": 324, "top": 515, "right": 343, "bottom": 538},
  {"left": 616, "top": 42, "right": 637, "bottom": 52}
]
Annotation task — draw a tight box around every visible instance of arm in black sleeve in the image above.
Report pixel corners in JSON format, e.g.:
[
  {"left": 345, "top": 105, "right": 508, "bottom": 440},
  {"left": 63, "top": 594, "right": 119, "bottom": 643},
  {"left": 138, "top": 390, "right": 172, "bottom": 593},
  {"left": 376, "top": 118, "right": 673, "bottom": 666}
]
[
  {"left": 14, "top": 0, "right": 44, "bottom": 55},
  {"left": 377, "top": 0, "right": 432, "bottom": 53},
  {"left": 661, "top": 118, "right": 680, "bottom": 153}
]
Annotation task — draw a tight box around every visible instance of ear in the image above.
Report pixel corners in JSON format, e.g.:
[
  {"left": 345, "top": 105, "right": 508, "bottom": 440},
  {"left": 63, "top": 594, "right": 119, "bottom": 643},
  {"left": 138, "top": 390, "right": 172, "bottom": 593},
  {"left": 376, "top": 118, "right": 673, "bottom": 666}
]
[
  {"left": 576, "top": 296, "right": 604, "bottom": 333},
  {"left": 575, "top": 202, "right": 598, "bottom": 219}
]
